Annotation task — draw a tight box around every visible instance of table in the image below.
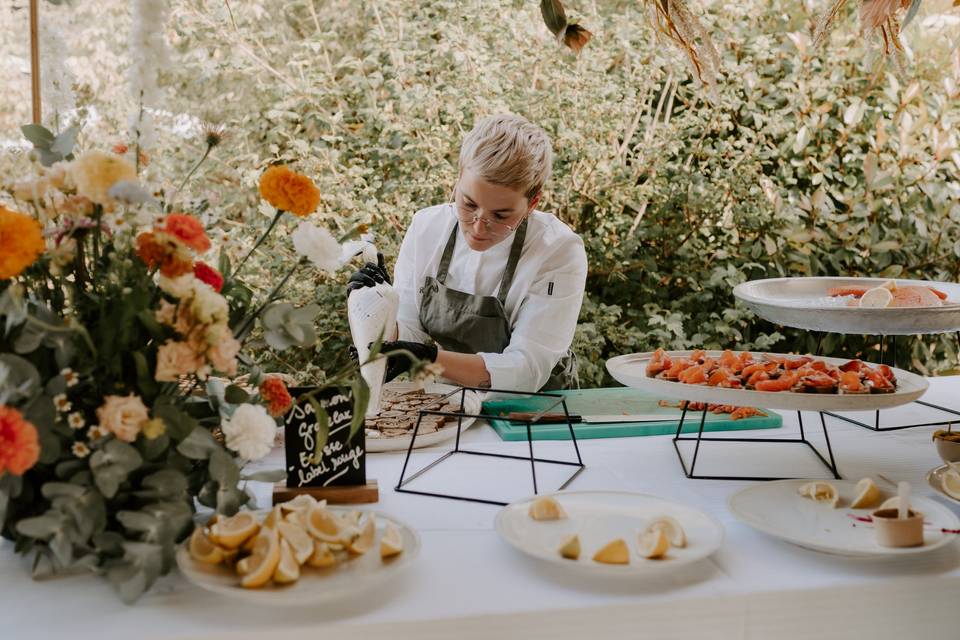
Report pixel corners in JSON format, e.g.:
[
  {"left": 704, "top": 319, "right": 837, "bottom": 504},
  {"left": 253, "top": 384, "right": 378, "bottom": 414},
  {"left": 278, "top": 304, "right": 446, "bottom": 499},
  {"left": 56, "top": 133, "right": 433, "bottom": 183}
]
[{"left": 3, "top": 378, "right": 959, "bottom": 640}]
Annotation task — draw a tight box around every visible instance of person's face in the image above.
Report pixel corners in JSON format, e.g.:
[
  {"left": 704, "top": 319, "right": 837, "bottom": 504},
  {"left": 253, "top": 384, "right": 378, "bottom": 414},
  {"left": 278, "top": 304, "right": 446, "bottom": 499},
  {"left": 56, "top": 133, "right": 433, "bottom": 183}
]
[{"left": 453, "top": 168, "right": 539, "bottom": 252}]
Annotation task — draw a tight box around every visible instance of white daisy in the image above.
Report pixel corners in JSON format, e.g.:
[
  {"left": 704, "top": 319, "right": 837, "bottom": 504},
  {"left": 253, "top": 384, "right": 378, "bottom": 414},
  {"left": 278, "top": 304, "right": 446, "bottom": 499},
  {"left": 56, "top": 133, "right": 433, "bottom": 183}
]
[
  {"left": 72, "top": 442, "right": 91, "bottom": 458},
  {"left": 53, "top": 393, "right": 72, "bottom": 413},
  {"left": 87, "top": 425, "right": 108, "bottom": 441},
  {"left": 60, "top": 368, "right": 79, "bottom": 387},
  {"left": 68, "top": 412, "right": 85, "bottom": 430}
]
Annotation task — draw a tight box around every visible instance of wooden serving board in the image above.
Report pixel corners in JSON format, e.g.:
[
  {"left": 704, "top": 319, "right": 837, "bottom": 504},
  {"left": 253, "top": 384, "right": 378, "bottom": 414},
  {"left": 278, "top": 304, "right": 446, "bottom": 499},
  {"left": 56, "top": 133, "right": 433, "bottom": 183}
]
[{"left": 484, "top": 387, "right": 781, "bottom": 442}]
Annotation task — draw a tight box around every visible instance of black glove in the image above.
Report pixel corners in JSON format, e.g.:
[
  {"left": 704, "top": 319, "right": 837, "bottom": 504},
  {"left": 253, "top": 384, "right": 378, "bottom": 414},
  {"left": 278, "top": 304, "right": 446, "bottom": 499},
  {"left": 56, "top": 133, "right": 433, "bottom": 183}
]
[
  {"left": 346, "top": 252, "right": 390, "bottom": 296},
  {"left": 378, "top": 340, "right": 439, "bottom": 383}
]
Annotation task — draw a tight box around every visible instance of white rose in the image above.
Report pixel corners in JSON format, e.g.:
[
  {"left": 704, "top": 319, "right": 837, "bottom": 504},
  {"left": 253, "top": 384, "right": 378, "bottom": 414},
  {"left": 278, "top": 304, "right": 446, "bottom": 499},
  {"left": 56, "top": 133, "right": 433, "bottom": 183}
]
[
  {"left": 292, "top": 221, "right": 341, "bottom": 274},
  {"left": 221, "top": 404, "right": 277, "bottom": 461},
  {"left": 189, "top": 284, "right": 229, "bottom": 325}
]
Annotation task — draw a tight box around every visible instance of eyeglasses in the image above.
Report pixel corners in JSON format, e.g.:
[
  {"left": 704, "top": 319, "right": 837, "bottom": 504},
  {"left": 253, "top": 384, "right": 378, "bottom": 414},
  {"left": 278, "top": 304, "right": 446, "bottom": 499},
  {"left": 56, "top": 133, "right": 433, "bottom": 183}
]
[{"left": 453, "top": 196, "right": 523, "bottom": 237}]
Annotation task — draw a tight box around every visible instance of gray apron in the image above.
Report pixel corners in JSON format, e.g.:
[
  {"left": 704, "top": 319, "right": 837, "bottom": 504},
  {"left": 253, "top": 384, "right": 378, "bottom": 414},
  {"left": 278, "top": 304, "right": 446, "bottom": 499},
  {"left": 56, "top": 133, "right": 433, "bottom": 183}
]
[{"left": 418, "top": 219, "right": 578, "bottom": 391}]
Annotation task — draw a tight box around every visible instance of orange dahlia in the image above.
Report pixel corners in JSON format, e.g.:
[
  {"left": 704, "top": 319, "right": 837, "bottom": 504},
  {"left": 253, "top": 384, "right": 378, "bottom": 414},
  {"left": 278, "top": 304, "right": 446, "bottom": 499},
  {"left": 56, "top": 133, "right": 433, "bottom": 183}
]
[
  {"left": 163, "top": 214, "right": 211, "bottom": 253},
  {"left": 136, "top": 231, "right": 193, "bottom": 278},
  {"left": 0, "top": 206, "right": 44, "bottom": 280},
  {"left": 0, "top": 405, "right": 40, "bottom": 476},
  {"left": 260, "top": 376, "right": 293, "bottom": 417},
  {"left": 258, "top": 165, "right": 320, "bottom": 217}
]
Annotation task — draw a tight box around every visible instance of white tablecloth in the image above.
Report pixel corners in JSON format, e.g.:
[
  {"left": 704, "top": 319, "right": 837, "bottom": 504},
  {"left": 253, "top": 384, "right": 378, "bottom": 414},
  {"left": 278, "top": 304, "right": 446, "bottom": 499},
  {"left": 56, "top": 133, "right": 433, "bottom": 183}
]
[{"left": 3, "top": 378, "right": 959, "bottom": 640}]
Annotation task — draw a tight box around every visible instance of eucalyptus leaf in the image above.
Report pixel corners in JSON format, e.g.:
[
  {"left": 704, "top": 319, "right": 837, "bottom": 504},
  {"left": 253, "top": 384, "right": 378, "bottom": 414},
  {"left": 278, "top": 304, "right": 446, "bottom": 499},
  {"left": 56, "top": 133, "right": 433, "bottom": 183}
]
[
  {"left": 240, "top": 469, "right": 286, "bottom": 483},
  {"left": 0, "top": 354, "right": 41, "bottom": 404},
  {"left": 49, "top": 531, "right": 74, "bottom": 568},
  {"left": 50, "top": 124, "right": 80, "bottom": 157},
  {"left": 41, "top": 482, "right": 86, "bottom": 499},
  {"left": 21, "top": 123, "right": 55, "bottom": 149},
  {"left": 224, "top": 384, "right": 250, "bottom": 404},
  {"left": 16, "top": 513, "right": 63, "bottom": 540},
  {"left": 348, "top": 379, "right": 369, "bottom": 443},
  {"left": 176, "top": 426, "right": 220, "bottom": 459},
  {"left": 208, "top": 448, "right": 240, "bottom": 487}
]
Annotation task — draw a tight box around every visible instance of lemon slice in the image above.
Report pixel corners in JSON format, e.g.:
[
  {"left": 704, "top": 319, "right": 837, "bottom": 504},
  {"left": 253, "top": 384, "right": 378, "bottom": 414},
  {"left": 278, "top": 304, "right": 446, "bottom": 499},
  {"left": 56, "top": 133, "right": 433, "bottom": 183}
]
[
  {"left": 798, "top": 481, "right": 840, "bottom": 508},
  {"left": 273, "top": 539, "right": 301, "bottom": 584},
  {"left": 380, "top": 523, "right": 404, "bottom": 559},
  {"left": 277, "top": 520, "right": 314, "bottom": 565},
  {"left": 528, "top": 496, "right": 567, "bottom": 521},
  {"left": 188, "top": 527, "right": 225, "bottom": 564},
  {"left": 308, "top": 540, "right": 337, "bottom": 568},
  {"left": 643, "top": 515, "right": 686, "bottom": 548},
  {"left": 280, "top": 494, "right": 319, "bottom": 513},
  {"left": 940, "top": 468, "right": 960, "bottom": 500},
  {"left": 558, "top": 534, "right": 580, "bottom": 560},
  {"left": 209, "top": 512, "right": 260, "bottom": 550},
  {"left": 850, "top": 478, "right": 882, "bottom": 509},
  {"left": 263, "top": 505, "right": 283, "bottom": 529},
  {"left": 240, "top": 527, "right": 280, "bottom": 589},
  {"left": 859, "top": 287, "right": 893, "bottom": 308},
  {"left": 284, "top": 509, "right": 308, "bottom": 530},
  {"left": 236, "top": 556, "right": 254, "bottom": 575},
  {"left": 347, "top": 514, "right": 376, "bottom": 555},
  {"left": 879, "top": 496, "right": 906, "bottom": 510},
  {"left": 592, "top": 538, "right": 630, "bottom": 564},
  {"left": 307, "top": 505, "right": 343, "bottom": 543},
  {"left": 637, "top": 529, "right": 670, "bottom": 559}
]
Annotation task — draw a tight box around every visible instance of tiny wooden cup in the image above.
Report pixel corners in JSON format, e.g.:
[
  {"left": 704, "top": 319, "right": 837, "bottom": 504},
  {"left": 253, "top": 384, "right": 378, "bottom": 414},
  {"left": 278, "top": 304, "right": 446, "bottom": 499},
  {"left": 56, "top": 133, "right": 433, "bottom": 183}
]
[{"left": 871, "top": 508, "right": 924, "bottom": 548}]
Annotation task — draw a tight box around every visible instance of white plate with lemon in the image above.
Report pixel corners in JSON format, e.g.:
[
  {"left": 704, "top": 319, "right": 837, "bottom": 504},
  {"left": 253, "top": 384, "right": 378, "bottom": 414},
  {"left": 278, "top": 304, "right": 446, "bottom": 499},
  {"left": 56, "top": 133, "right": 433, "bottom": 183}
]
[
  {"left": 176, "top": 498, "right": 420, "bottom": 605},
  {"left": 926, "top": 463, "right": 960, "bottom": 503},
  {"left": 728, "top": 479, "right": 960, "bottom": 557},
  {"left": 494, "top": 491, "right": 724, "bottom": 576}
]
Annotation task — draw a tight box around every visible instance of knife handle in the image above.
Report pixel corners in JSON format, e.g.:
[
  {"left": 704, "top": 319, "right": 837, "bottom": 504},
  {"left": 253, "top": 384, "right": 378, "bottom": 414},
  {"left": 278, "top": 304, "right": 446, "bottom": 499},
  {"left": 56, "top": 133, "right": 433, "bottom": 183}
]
[{"left": 505, "top": 412, "right": 583, "bottom": 424}]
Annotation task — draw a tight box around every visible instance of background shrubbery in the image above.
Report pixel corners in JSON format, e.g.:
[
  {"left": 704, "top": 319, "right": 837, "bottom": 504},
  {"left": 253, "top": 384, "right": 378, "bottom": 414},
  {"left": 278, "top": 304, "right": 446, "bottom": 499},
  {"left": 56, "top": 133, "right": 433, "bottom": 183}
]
[{"left": 3, "top": 0, "right": 960, "bottom": 386}]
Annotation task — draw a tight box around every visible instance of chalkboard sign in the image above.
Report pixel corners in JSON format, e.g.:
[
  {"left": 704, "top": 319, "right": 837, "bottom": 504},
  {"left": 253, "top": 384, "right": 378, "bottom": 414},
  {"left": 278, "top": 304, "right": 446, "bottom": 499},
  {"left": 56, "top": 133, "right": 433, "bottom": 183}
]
[{"left": 283, "top": 386, "right": 365, "bottom": 488}]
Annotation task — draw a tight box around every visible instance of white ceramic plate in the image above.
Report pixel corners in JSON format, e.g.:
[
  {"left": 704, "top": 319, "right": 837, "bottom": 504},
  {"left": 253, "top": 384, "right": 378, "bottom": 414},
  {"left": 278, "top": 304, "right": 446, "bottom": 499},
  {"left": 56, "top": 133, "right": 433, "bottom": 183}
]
[
  {"left": 365, "top": 382, "right": 482, "bottom": 453},
  {"left": 494, "top": 491, "right": 724, "bottom": 576},
  {"left": 728, "top": 479, "right": 960, "bottom": 557},
  {"left": 733, "top": 277, "right": 960, "bottom": 335},
  {"left": 176, "top": 508, "right": 421, "bottom": 605},
  {"left": 606, "top": 350, "right": 928, "bottom": 412},
  {"left": 926, "top": 464, "right": 960, "bottom": 504}
]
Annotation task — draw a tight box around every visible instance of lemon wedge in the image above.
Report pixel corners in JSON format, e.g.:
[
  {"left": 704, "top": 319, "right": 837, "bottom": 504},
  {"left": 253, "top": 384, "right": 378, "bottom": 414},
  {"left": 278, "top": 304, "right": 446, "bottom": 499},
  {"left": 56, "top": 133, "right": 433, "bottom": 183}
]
[
  {"left": 347, "top": 514, "right": 376, "bottom": 555},
  {"left": 240, "top": 527, "right": 280, "bottom": 589},
  {"left": 188, "top": 527, "right": 225, "bottom": 564},
  {"left": 798, "top": 481, "right": 840, "bottom": 508},
  {"left": 283, "top": 509, "right": 308, "bottom": 531},
  {"left": 558, "top": 534, "right": 580, "bottom": 560},
  {"left": 273, "top": 539, "right": 300, "bottom": 584},
  {"left": 859, "top": 287, "right": 893, "bottom": 308},
  {"left": 637, "top": 529, "right": 670, "bottom": 559},
  {"left": 308, "top": 540, "right": 337, "bottom": 568},
  {"left": 280, "top": 494, "right": 318, "bottom": 513},
  {"left": 380, "top": 523, "right": 404, "bottom": 559},
  {"left": 850, "top": 478, "right": 882, "bottom": 509},
  {"left": 528, "top": 496, "right": 567, "bottom": 521},
  {"left": 236, "top": 556, "right": 254, "bottom": 576},
  {"left": 277, "top": 520, "right": 314, "bottom": 565},
  {"left": 941, "top": 468, "right": 960, "bottom": 501},
  {"left": 262, "top": 505, "right": 283, "bottom": 529},
  {"left": 307, "top": 505, "right": 343, "bottom": 543},
  {"left": 879, "top": 496, "right": 906, "bottom": 510},
  {"left": 208, "top": 512, "right": 260, "bottom": 550},
  {"left": 643, "top": 515, "right": 686, "bottom": 548},
  {"left": 592, "top": 538, "right": 630, "bottom": 564}
]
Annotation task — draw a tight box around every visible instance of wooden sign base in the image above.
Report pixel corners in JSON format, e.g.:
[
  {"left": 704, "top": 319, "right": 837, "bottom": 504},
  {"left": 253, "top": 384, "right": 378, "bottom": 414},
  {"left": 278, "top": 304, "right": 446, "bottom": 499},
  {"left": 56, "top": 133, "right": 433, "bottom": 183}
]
[{"left": 272, "top": 479, "right": 380, "bottom": 505}]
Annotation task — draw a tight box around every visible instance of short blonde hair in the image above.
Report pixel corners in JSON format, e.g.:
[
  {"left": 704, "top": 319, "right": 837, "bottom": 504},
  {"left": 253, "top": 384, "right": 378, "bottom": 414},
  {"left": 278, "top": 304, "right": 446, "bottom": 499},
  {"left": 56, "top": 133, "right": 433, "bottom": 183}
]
[{"left": 458, "top": 114, "right": 553, "bottom": 199}]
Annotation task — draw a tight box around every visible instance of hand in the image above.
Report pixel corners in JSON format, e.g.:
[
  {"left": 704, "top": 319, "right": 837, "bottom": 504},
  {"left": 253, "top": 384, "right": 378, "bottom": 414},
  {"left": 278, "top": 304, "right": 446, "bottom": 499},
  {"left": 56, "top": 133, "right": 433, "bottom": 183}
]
[
  {"left": 346, "top": 252, "right": 391, "bottom": 296},
  {"left": 377, "top": 340, "right": 439, "bottom": 383}
]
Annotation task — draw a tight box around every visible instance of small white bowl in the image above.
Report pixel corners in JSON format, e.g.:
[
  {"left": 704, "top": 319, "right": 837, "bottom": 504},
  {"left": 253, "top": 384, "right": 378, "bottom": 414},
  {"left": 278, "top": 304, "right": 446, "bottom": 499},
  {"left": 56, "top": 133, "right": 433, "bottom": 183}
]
[{"left": 934, "top": 436, "right": 960, "bottom": 464}]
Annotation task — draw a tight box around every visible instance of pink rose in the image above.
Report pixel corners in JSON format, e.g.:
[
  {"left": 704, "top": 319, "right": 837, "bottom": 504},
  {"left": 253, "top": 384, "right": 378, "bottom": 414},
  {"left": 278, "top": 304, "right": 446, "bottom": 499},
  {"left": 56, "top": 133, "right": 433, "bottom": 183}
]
[
  {"left": 155, "top": 340, "right": 204, "bottom": 381},
  {"left": 96, "top": 394, "right": 149, "bottom": 443},
  {"left": 207, "top": 333, "right": 240, "bottom": 376}
]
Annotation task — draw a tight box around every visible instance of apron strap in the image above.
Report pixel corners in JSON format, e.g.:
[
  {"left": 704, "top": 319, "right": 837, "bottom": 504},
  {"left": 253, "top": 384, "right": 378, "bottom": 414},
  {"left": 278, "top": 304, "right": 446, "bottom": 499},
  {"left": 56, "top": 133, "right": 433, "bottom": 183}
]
[
  {"left": 496, "top": 217, "right": 529, "bottom": 305},
  {"left": 435, "top": 221, "right": 460, "bottom": 284}
]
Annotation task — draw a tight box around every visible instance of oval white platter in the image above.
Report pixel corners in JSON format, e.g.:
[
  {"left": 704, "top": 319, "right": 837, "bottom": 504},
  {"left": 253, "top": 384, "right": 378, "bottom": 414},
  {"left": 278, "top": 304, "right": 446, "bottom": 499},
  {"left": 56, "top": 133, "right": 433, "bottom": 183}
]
[
  {"left": 365, "top": 382, "right": 482, "bottom": 453},
  {"left": 606, "top": 350, "right": 928, "bottom": 412},
  {"left": 494, "top": 491, "right": 724, "bottom": 576},
  {"left": 733, "top": 276, "right": 960, "bottom": 335},
  {"left": 176, "top": 508, "right": 421, "bottom": 605},
  {"left": 728, "top": 479, "right": 959, "bottom": 557},
  {"left": 926, "top": 464, "right": 960, "bottom": 504}
]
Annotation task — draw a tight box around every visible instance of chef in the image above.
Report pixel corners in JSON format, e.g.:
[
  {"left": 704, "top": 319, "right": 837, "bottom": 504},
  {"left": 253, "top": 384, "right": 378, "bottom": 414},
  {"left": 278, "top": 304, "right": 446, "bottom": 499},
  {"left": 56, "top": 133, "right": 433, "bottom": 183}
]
[{"left": 347, "top": 114, "right": 588, "bottom": 392}]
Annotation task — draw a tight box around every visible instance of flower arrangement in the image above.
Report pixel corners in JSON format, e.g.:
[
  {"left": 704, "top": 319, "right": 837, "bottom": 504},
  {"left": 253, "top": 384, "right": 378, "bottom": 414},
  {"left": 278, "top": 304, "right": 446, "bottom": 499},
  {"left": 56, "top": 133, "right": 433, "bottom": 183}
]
[{"left": 0, "top": 125, "right": 360, "bottom": 603}]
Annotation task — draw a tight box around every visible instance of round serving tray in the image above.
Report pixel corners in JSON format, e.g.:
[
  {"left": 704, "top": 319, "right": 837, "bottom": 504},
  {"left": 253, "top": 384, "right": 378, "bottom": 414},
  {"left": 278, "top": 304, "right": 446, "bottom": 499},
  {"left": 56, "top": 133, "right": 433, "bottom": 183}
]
[
  {"left": 606, "top": 350, "right": 928, "bottom": 412},
  {"left": 733, "top": 277, "right": 960, "bottom": 335}
]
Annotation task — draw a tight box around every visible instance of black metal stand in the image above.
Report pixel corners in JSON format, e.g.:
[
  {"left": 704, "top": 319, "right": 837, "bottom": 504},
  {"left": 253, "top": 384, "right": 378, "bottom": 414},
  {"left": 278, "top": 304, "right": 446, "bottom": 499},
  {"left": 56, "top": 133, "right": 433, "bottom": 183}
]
[
  {"left": 818, "top": 332, "right": 960, "bottom": 432},
  {"left": 672, "top": 405, "right": 841, "bottom": 481},
  {"left": 394, "top": 386, "right": 585, "bottom": 506}
]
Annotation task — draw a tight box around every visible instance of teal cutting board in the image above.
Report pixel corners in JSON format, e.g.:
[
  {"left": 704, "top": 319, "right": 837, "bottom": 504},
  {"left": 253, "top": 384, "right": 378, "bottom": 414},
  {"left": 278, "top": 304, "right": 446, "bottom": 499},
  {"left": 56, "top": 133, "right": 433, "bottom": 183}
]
[{"left": 484, "top": 387, "right": 782, "bottom": 441}]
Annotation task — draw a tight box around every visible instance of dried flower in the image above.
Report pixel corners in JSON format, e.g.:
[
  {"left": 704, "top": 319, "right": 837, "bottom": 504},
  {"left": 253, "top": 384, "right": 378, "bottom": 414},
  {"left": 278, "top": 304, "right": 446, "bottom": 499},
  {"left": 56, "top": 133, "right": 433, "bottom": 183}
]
[
  {"left": 0, "top": 405, "right": 40, "bottom": 476},
  {"left": 203, "top": 124, "right": 226, "bottom": 148},
  {"left": 258, "top": 165, "right": 321, "bottom": 217},
  {"left": 0, "top": 206, "right": 45, "bottom": 280}
]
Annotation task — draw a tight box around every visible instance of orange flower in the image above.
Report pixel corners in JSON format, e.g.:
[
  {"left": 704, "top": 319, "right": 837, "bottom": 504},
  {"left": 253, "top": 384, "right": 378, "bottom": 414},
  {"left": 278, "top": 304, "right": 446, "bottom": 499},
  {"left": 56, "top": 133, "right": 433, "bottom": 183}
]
[
  {"left": 259, "top": 377, "right": 293, "bottom": 417},
  {"left": 0, "top": 206, "right": 44, "bottom": 280},
  {"left": 258, "top": 165, "right": 320, "bottom": 217},
  {"left": 163, "top": 214, "right": 211, "bottom": 253},
  {"left": 0, "top": 405, "right": 40, "bottom": 476},
  {"left": 136, "top": 231, "right": 193, "bottom": 277}
]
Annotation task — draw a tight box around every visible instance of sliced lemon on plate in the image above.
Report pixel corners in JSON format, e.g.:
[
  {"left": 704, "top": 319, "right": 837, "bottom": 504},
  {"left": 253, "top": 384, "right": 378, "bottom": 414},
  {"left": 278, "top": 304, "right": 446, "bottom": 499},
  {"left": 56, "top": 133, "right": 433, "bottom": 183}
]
[
  {"left": 859, "top": 287, "right": 893, "bottom": 308},
  {"left": 284, "top": 509, "right": 308, "bottom": 530},
  {"left": 306, "top": 505, "right": 343, "bottom": 543},
  {"left": 308, "top": 540, "right": 337, "bottom": 568},
  {"left": 637, "top": 529, "right": 670, "bottom": 559},
  {"left": 592, "top": 538, "right": 630, "bottom": 564},
  {"left": 262, "top": 505, "right": 284, "bottom": 529},
  {"left": 643, "top": 515, "right": 686, "bottom": 548},
  {"left": 798, "top": 481, "right": 840, "bottom": 508},
  {"left": 208, "top": 512, "right": 260, "bottom": 550},
  {"left": 273, "top": 539, "right": 301, "bottom": 584},
  {"left": 279, "top": 494, "right": 319, "bottom": 513},
  {"left": 941, "top": 468, "right": 960, "bottom": 501},
  {"left": 850, "top": 478, "right": 882, "bottom": 509},
  {"left": 188, "top": 527, "right": 225, "bottom": 564},
  {"left": 347, "top": 514, "right": 376, "bottom": 555},
  {"left": 528, "top": 496, "right": 567, "bottom": 521},
  {"left": 277, "top": 520, "right": 314, "bottom": 565},
  {"left": 557, "top": 534, "right": 580, "bottom": 560},
  {"left": 240, "top": 527, "right": 280, "bottom": 589},
  {"left": 380, "top": 523, "right": 404, "bottom": 559}
]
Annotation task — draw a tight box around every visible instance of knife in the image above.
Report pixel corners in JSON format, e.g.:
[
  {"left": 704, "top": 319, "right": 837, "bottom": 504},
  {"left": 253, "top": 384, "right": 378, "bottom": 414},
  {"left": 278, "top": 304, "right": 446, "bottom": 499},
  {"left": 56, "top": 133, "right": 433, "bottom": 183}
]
[{"left": 504, "top": 412, "right": 681, "bottom": 424}]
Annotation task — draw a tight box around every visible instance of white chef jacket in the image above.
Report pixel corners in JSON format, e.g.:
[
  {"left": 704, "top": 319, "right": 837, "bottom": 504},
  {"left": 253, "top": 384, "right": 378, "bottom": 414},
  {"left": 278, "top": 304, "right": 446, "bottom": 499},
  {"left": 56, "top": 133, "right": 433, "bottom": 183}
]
[{"left": 393, "top": 203, "right": 588, "bottom": 392}]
